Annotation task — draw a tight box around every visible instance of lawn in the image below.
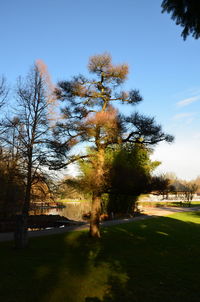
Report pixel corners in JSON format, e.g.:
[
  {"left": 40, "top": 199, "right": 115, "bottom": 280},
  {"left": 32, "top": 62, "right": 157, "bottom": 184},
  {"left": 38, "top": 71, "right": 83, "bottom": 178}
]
[
  {"left": 138, "top": 200, "right": 200, "bottom": 208},
  {"left": 0, "top": 212, "right": 200, "bottom": 302}
]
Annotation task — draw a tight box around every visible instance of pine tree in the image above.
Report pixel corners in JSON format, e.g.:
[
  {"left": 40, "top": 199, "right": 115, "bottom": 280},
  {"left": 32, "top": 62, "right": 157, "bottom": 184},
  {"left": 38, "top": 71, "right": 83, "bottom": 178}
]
[{"left": 51, "top": 53, "right": 173, "bottom": 237}]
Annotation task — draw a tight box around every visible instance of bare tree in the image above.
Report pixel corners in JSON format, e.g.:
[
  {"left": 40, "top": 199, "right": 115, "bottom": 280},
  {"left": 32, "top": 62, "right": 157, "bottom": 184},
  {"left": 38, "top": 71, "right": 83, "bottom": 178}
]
[
  {"left": 2, "top": 63, "right": 52, "bottom": 248},
  {"left": 182, "top": 181, "right": 198, "bottom": 205}
]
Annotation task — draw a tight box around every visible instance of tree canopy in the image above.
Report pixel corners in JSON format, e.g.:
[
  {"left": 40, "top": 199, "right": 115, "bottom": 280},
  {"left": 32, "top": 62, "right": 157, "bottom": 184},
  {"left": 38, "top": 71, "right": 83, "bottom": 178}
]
[{"left": 161, "top": 0, "right": 200, "bottom": 39}]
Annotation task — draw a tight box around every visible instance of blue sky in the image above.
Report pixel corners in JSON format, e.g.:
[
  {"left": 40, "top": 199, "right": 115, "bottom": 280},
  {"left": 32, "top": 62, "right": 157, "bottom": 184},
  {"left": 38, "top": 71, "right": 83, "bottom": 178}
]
[{"left": 1, "top": 0, "right": 200, "bottom": 180}]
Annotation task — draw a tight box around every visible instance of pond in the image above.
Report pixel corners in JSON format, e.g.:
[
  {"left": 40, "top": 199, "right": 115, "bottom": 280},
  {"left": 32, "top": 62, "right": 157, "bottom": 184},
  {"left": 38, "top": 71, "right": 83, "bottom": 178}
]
[{"left": 29, "top": 201, "right": 91, "bottom": 221}]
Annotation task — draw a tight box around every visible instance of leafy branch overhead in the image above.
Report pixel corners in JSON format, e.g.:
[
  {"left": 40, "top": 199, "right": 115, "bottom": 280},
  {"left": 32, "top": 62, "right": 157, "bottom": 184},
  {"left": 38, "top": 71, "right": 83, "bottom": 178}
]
[{"left": 161, "top": 0, "right": 200, "bottom": 40}]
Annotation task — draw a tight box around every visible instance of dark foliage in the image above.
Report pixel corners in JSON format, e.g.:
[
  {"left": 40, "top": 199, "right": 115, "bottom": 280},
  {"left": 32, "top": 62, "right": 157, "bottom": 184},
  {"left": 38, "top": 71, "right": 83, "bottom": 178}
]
[{"left": 162, "top": 0, "right": 200, "bottom": 39}]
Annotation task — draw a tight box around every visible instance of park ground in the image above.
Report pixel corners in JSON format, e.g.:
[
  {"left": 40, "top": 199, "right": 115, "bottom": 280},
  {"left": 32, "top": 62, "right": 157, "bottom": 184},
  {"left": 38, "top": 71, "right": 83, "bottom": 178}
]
[{"left": 0, "top": 210, "right": 200, "bottom": 302}]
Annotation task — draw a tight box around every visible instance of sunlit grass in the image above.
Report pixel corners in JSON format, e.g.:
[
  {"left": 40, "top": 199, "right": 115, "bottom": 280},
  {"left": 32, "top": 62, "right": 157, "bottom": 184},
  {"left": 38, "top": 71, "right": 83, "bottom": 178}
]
[
  {"left": 57, "top": 199, "right": 90, "bottom": 203},
  {"left": 138, "top": 200, "right": 200, "bottom": 207},
  {"left": 167, "top": 210, "right": 200, "bottom": 223},
  {"left": 0, "top": 211, "right": 200, "bottom": 302}
]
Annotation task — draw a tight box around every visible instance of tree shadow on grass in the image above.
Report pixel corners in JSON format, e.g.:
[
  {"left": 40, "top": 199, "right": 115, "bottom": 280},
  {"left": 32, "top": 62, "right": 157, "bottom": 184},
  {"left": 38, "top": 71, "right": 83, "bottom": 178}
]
[
  {"left": 0, "top": 213, "right": 200, "bottom": 302},
  {"left": 187, "top": 210, "right": 200, "bottom": 218},
  {"left": 85, "top": 214, "right": 200, "bottom": 302}
]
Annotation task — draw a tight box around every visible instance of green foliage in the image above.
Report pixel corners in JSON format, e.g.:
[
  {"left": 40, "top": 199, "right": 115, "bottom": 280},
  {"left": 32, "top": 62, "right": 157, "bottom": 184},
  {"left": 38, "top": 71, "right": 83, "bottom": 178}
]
[
  {"left": 108, "top": 144, "right": 159, "bottom": 193},
  {"left": 78, "top": 144, "right": 160, "bottom": 214},
  {"left": 58, "top": 176, "right": 91, "bottom": 200},
  {"left": 106, "top": 144, "right": 160, "bottom": 213}
]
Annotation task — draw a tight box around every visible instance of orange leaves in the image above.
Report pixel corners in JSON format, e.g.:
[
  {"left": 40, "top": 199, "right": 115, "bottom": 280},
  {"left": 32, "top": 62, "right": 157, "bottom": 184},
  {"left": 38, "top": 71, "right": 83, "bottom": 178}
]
[
  {"left": 35, "top": 59, "right": 54, "bottom": 93},
  {"left": 82, "top": 106, "right": 120, "bottom": 142},
  {"left": 73, "top": 82, "right": 87, "bottom": 97},
  {"left": 88, "top": 53, "right": 128, "bottom": 83},
  {"left": 107, "top": 64, "right": 129, "bottom": 81},
  {"left": 35, "top": 59, "right": 59, "bottom": 124},
  {"left": 87, "top": 106, "right": 118, "bottom": 127},
  {"left": 67, "top": 138, "right": 78, "bottom": 148},
  {"left": 88, "top": 53, "right": 112, "bottom": 73}
]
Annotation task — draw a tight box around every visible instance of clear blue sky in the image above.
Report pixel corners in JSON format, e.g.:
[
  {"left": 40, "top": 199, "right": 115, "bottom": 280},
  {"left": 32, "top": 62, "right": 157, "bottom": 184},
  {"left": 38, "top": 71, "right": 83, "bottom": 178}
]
[{"left": 1, "top": 0, "right": 200, "bottom": 180}]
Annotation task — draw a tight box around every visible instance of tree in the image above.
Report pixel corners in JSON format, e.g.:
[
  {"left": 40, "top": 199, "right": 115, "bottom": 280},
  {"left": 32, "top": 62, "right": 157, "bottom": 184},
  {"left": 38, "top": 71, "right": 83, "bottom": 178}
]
[
  {"left": 0, "top": 107, "right": 26, "bottom": 218},
  {"left": 0, "top": 76, "right": 8, "bottom": 110},
  {"left": 104, "top": 144, "right": 160, "bottom": 214},
  {"left": 182, "top": 181, "right": 198, "bottom": 205},
  {"left": 161, "top": 0, "right": 200, "bottom": 39},
  {"left": 51, "top": 53, "right": 173, "bottom": 237},
  {"left": 155, "top": 174, "right": 199, "bottom": 204},
  {"left": 0, "top": 148, "right": 25, "bottom": 218},
  {"left": 2, "top": 63, "right": 52, "bottom": 248},
  {"left": 76, "top": 144, "right": 159, "bottom": 215},
  {"left": 57, "top": 176, "right": 88, "bottom": 200}
]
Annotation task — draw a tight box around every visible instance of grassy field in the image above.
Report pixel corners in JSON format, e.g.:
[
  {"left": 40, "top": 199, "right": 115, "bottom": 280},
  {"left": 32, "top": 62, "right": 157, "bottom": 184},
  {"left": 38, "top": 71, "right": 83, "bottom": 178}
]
[
  {"left": 0, "top": 212, "right": 200, "bottom": 302},
  {"left": 58, "top": 199, "right": 200, "bottom": 207},
  {"left": 58, "top": 199, "right": 90, "bottom": 203},
  {"left": 138, "top": 200, "right": 200, "bottom": 208}
]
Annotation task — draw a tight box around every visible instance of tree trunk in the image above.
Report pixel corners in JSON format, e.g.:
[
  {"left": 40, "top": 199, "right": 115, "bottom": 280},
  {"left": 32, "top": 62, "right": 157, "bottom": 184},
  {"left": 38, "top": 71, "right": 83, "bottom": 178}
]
[
  {"left": 14, "top": 214, "right": 28, "bottom": 249},
  {"left": 90, "top": 191, "right": 101, "bottom": 238},
  {"left": 23, "top": 173, "right": 32, "bottom": 216},
  {"left": 14, "top": 156, "right": 32, "bottom": 249}
]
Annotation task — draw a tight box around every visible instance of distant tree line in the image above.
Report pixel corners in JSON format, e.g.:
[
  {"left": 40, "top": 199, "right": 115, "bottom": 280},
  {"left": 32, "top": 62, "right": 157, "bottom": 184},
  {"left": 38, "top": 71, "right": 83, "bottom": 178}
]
[{"left": 152, "top": 173, "right": 199, "bottom": 205}]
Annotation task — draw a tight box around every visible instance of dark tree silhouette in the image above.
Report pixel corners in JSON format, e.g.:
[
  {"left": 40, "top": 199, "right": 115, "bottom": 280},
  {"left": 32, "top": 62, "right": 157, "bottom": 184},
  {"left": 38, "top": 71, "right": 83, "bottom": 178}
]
[
  {"left": 105, "top": 144, "right": 160, "bottom": 214},
  {"left": 50, "top": 53, "right": 174, "bottom": 237},
  {"left": 0, "top": 148, "right": 25, "bottom": 218},
  {"left": 2, "top": 64, "right": 52, "bottom": 248},
  {"left": 161, "top": 0, "right": 200, "bottom": 39}
]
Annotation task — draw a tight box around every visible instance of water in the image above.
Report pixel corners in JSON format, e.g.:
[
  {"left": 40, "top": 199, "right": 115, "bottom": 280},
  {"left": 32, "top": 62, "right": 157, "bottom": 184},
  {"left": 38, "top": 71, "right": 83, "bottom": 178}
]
[{"left": 29, "top": 201, "right": 91, "bottom": 221}]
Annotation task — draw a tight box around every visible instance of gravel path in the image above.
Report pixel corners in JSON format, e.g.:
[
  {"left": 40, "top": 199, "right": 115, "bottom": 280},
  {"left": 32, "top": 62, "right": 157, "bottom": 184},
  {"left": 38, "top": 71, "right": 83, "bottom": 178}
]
[
  {"left": 1, "top": 206, "right": 200, "bottom": 242},
  {"left": 139, "top": 205, "right": 200, "bottom": 216}
]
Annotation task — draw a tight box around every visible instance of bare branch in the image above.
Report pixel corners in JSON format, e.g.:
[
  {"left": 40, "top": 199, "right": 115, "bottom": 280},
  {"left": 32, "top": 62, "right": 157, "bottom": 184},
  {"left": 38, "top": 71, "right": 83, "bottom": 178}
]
[{"left": 0, "top": 76, "right": 8, "bottom": 109}]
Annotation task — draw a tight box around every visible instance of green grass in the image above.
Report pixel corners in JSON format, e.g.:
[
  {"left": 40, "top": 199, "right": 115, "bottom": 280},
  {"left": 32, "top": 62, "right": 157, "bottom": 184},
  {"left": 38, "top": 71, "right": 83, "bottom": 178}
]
[
  {"left": 0, "top": 212, "right": 200, "bottom": 302},
  {"left": 57, "top": 199, "right": 90, "bottom": 203},
  {"left": 138, "top": 200, "right": 200, "bottom": 208}
]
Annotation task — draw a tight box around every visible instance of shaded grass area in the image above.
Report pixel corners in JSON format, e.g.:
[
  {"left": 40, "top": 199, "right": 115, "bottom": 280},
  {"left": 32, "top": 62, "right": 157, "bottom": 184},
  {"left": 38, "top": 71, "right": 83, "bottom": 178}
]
[{"left": 0, "top": 212, "right": 200, "bottom": 302}]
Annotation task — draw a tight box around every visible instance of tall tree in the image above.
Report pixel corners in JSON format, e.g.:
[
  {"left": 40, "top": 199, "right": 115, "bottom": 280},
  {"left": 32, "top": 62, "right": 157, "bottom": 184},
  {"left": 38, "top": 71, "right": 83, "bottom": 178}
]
[
  {"left": 51, "top": 53, "right": 173, "bottom": 237},
  {"left": 161, "top": 0, "right": 200, "bottom": 39},
  {"left": 2, "top": 63, "right": 52, "bottom": 248}
]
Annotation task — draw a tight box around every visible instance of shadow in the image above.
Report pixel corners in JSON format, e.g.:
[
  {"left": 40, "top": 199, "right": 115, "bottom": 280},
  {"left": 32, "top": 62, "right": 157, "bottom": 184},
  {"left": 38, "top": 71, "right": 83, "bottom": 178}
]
[
  {"left": 0, "top": 211, "right": 200, "bottom": 302},
  {"left": 185, "top": 210, "right": 200, "bottom": 218}
]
